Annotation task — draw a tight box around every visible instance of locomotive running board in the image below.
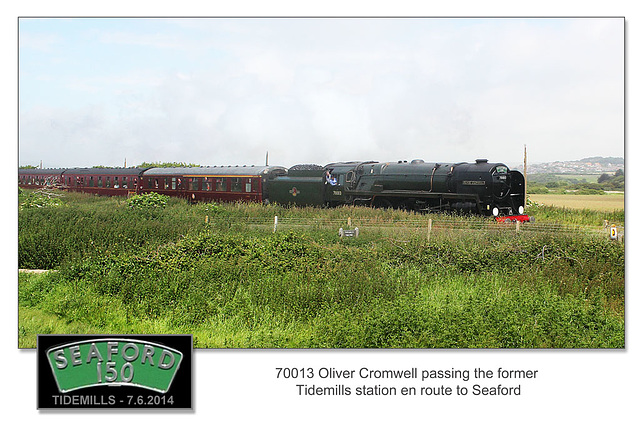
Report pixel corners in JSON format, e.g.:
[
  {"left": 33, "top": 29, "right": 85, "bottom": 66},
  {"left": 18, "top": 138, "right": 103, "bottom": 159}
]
[
  {"left": 350, "top": 190, "right": 481, "bottom": 201},
  {"left": 352, "top": 190, "right": 483, "bottom": 212}
]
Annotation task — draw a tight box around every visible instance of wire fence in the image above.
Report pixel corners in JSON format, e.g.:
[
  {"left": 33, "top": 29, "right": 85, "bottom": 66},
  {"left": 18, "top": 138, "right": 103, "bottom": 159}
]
[{"left": 210, "top": 215, "right": 624, "bottom": 241}]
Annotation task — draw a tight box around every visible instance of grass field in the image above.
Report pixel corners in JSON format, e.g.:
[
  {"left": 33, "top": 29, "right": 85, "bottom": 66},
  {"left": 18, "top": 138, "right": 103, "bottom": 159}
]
[
  {"left": 17, "top": 190, "right": 625, "bottom": 349},
  {"left": 528, "top": 193, "right": 624, "bottom": 212}
]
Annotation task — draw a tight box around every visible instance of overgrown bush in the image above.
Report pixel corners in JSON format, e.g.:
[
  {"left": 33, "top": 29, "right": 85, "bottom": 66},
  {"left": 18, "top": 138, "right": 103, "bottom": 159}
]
[
  {"left": 19, "top": 187, "right": 65, "bottom": 210},
  {"left": 126, "top": 192, "right": 169, "bottom": 209}
]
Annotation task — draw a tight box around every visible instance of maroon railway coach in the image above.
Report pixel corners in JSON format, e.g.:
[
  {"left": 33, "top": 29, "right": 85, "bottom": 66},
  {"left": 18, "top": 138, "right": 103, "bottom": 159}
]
[
  {"left": 18, "top": 168, "right": 66, "bottom": 189},
  {"left": 139, "top": 165, "right": 287, "bottom": 203},
  {"left": 60, "top": 168, "right": 149, "bottom": 197}
]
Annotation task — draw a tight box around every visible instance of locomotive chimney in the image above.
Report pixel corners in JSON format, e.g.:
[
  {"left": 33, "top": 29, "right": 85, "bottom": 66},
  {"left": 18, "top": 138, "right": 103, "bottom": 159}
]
[{"left": 475, "top": 159, "right": 488, "bottom": 164}]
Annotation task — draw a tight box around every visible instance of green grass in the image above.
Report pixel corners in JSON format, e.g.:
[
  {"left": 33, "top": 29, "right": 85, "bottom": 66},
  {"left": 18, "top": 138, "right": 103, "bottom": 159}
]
[{"left": 17, "top": 190, "right": 625, "bottom": 349}]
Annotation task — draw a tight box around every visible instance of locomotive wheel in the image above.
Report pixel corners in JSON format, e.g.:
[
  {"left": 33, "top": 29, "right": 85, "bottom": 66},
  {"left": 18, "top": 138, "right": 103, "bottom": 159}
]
[
  {"left": 373, "top": 198, "right": 393, "bottom": 209},
  {"left": 396, "top": 199, "right": 413, "bottom": 211}
]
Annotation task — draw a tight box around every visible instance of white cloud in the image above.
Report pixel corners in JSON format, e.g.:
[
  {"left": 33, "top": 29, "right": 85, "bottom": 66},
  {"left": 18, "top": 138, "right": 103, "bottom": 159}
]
[{"left": 19, "top": 18, "right": 623, "bottom": 169}]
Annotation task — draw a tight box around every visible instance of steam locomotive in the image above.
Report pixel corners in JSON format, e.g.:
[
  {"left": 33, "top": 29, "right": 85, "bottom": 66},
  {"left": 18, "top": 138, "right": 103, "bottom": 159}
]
[
  {"left": 268, "top": 159, "right": 527, "bottom": 218},
  {"left": 18, "top": 158, "right": 528, "bottom": 220}
]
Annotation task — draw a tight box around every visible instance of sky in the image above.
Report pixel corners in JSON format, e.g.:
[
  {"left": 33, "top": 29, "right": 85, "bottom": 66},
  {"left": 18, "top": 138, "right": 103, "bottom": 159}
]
[{"left": 18, "top": 17, "right": 624, "bottom": 169}]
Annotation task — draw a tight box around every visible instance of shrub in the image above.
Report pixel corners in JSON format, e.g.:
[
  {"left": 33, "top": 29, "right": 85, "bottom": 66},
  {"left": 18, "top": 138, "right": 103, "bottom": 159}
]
[
  {"left": 126, "top": 192, "right": 169, "bottom": 209},
  {"left": 19, "top": 187, "right": 65, "bottom": 210}
]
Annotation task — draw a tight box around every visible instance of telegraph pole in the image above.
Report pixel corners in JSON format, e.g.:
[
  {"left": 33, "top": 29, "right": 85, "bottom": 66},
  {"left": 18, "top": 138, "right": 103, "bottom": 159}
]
[{"left": 523, "top": 144, "right": 528, "bottom": 204}]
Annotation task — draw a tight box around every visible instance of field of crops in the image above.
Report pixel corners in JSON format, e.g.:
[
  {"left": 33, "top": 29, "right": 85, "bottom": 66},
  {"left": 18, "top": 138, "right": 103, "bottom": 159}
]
[
  {"left": 528, "top": 193, "right": 624, "bottom": 212},
  {"left": 18, "top": 190, "right": 625, "bottom": 349}
]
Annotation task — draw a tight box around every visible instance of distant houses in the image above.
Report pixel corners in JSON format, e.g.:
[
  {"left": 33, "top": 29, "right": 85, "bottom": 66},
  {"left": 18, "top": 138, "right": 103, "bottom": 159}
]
[{"left": 518, "top": 157, "right": 624, "bottom": 175}]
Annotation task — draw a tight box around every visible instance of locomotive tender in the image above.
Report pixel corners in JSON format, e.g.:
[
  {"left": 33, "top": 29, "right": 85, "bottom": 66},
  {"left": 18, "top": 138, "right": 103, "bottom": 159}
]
[{"left": 18, "top": 158, "right": 528, "bottom": 219}]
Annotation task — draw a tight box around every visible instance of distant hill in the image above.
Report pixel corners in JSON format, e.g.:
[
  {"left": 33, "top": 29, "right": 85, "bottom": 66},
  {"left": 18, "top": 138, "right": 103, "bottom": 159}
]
[
  {"left": 579, "top": 157, "right": 624, "bottom": 165},
  {"left": 520, "top": 157, "right": 624, "bottom": 174}
]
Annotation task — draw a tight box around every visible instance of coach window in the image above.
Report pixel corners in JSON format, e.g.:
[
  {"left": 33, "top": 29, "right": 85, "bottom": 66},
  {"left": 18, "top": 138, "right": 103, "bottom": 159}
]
[
  {"left": 122, "top": 177, "right": 127, "bottom": 188},
  {"left": 106, "top": 177, "right": 111, "bottom": 188},
  {"left": 203, "top": 178, "right": 212, "bottom": 191},
  {"left": 190, "top": 178, "right": 199, "bottom": 191},
  {"left": 231, "top": 177, "right": 242, "bottom": 192},
  {"left": 171, "top": 177, "right": 177, "bottom": 190},
  {"left": 114, "top": 177, "right": 119, "bottom": 188},
  {"left": 215, "top": 178, "right": 226, "bottom": 191},
  {"left": 88, "top": 176, "right": 93, "bottom": 187},
  {"left": 245, "top": 179, "right": 252, "bottom": 193},
  {"left": 164, "top": 178, "right": 170, "bottom": 190},
  {"left": 98, "top": 177, "right": 103, "bottom": 188}
]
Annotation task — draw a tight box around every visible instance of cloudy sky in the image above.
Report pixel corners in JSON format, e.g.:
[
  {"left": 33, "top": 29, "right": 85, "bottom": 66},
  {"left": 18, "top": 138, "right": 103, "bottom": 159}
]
[{"left": 18, "top": 17, "right": 624, "bottom": 169}]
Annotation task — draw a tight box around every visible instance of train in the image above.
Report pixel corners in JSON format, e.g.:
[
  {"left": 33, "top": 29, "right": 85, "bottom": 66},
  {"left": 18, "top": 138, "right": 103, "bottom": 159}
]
[{"left": 18, "top": 158, "right": 529, "bottom": 220}]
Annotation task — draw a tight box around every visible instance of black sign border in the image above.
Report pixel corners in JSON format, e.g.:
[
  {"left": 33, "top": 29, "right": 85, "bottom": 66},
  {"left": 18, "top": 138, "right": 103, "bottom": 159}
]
[{"left": 37, "top": 334, "right": 193, "bottom": 410}]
